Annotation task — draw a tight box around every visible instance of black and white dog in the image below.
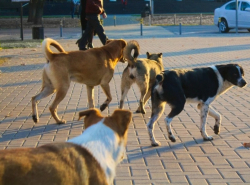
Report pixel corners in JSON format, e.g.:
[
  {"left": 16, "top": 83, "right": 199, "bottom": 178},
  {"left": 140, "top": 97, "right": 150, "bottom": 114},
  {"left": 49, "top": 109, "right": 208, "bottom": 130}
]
[{"left": 147, "top": 64, "right": 247, "bottom": 146}]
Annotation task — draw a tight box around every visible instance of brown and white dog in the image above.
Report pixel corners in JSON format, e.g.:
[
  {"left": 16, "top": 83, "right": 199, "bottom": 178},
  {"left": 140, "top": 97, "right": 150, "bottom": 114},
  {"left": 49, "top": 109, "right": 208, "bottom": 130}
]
[
  {"left": 32, "top": 38, "right": 127, "bottom": 124},
  {"left": 147, "top": 64, "right": 247, "bottom": 146},
  {"left": 0, "top": 108, "right": 132, "bottom": 185}
]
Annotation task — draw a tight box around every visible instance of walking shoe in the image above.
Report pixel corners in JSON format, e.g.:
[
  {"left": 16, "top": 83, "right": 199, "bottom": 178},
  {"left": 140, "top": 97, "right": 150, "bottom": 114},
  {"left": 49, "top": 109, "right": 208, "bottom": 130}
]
[
  {"left": 76, "top": 37, "right": 87, "bottom": 50},
  {"left": 88, "top": 43, "right": 94, "bottom": 49}
]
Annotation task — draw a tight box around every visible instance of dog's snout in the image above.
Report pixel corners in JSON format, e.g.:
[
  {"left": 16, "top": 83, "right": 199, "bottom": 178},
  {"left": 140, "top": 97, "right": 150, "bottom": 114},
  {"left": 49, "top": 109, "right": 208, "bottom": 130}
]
[{"left": 238, "top": 78, "right": 247, "bottom": 87}]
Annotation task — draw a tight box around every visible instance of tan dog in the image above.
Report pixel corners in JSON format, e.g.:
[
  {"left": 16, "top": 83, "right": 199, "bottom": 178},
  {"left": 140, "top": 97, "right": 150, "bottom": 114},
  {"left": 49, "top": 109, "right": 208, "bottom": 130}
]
[
  {"left": 119, "top": 40, "right": 163, "bottom": 114},
  {"left": 0, "top": 108, "right": 132, "bottom": 185},
  {"left": 32, "top": 38, "right": 127, "bottom": 124}
]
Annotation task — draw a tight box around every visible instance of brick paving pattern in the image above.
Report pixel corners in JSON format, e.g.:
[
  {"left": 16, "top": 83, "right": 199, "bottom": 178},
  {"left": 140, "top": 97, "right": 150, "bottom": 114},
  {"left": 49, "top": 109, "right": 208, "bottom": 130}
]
[{"left": 1, "top": 19, "right": 250, "bottom": 184}]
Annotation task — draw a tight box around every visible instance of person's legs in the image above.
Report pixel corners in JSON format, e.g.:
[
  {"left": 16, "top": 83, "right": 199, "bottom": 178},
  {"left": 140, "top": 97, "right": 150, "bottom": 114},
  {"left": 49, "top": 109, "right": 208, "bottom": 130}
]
[
  {"left": 76, "top": 21, "right": 92, "bottom": 50},
  {"left": 87, "top": 15, "right": 108, "bottom": 45},
  {"left": 87, "top": 29, "right": 94, "bottom": 49},
  {"left": 71, "top": 5, "right": 75, "bottom": 18}
]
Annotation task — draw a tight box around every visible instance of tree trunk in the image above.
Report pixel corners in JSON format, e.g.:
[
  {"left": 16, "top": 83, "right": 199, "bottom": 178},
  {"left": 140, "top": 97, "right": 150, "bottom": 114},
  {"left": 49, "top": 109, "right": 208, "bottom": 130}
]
[
  {"left": 27, "top": 0, "right": 37, "bottom": 22},
  {"left": 27, "top": 0, "right": 46, "bottom": 25},
  {"left": 34, "top": 0, "right": 45, "bottom": 25}
]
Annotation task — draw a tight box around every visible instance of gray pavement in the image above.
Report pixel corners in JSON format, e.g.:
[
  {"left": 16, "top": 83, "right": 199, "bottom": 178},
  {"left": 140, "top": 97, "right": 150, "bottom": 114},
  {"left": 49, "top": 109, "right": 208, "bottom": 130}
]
[{"left": 1, "top": 20, "right": 250, "bottom": 185}]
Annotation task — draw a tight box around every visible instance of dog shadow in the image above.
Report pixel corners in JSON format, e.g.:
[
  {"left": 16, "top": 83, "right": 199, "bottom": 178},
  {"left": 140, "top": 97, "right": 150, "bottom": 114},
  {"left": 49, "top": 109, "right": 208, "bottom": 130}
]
[
  {"left": 0, "top": 63, "right": 44, "bottom": 73},
  {"left": 236, "top": 145, "right": 249, "bottom": 150},
  {"left": 124, "top": 140, "right": 198, "bottom": 163},
  {"left": 0, "top": 120, "right": 83, "bottom": 143},
  {"left": 0, "top": 103, "right": 136, "bottom": 143}
]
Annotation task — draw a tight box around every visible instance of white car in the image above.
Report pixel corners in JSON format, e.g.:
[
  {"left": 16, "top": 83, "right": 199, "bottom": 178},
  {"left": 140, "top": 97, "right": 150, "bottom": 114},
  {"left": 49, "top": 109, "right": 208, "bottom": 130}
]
[{"left": 214, "top": 0, "right": 250, "bottom": 33}]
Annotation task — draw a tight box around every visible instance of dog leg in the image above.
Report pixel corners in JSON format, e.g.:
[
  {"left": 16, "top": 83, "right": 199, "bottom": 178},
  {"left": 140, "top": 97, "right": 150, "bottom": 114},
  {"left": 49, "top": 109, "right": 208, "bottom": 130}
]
[
  {"left": 100, "top": 84, "right": 112, "bottom": 111},
  {"left": 209, "top": 107, "right": 221, "bottom": 135},
  {"left": 31, "top": 71, "right": 55, "bottom": 123},
  {"left": 197, "top": 104, "right": 221, "bottom": 135},
  {"left": 136, "top": 87, "right": 147, "bottom": 114},
  {"left": 165, "top": 104, "right": 184, "bottom": 142},
  {"left": 86, "top": 85, "right": 95, "bottom": 108},
  {"left": 135, "top": 80, "right": 148, "bottom": 114},
  {"left": 138, "top": 88, "right": 152, "bottom": 113},
  {"left": 199, "top": 103, "right": 213, "bottom": 141},
  {"left": 143, "top": 88, "right": 151, "bottom": 105},
  {"left": 147, "top": 100, "right": 166, "bottom": 147},
  {"left": 119, "top": 88, "right": 129, "bottom": 109},
  {"left": 32, "top": 86, "right": 55, "bottom": 123},
  {"left": 120, "top": 72, "right": 133, "bottom": 109},
  {"left": 49, "top": 87, "right": 69, "bottom": 124}
]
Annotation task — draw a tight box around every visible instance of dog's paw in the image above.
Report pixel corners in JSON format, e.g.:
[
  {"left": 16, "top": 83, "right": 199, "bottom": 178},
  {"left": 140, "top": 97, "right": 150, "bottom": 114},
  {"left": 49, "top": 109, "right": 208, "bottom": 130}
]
[
  {"left": 32, "top": 115, "right": 38, "bottom": 123},
  {"left": 214, "top": 125, "right": 220, "bottom": 135},
  {"left": 203, "top": 136, "right": 213, "bottom": 141},
  {"left": 169, "top": 136, "right": 176, "bottom": 142},
  {"left": 151, "top": 141, "right": 161, "bottom": 147},
  {"left": 135, "top": 109, "right": 146, "bottom": 114},
  {"left": 100, "top": 104, "right": 108, "bottom": 111},
  {"left": 135, "top": 110, "right": 140, "bottom": 113},
  {"left": 57, "top": 120, "right": 66, "bottom": 125}
]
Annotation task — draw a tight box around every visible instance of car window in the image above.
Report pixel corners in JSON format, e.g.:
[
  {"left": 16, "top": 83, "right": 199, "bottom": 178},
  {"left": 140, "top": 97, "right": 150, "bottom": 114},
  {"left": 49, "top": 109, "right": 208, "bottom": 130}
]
[
  {"left": 225, "top": 1, "right": 240, "bottom": 10},
  {"left": 240, "top": 1, "right": 250, "bottom": 10}
]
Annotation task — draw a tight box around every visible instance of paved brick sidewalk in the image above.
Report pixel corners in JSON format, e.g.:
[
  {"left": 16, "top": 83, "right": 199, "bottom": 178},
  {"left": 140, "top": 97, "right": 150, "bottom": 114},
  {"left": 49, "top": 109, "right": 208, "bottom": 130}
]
[{"left": 1, "top": 25, "right": 250, "bottom": 185}]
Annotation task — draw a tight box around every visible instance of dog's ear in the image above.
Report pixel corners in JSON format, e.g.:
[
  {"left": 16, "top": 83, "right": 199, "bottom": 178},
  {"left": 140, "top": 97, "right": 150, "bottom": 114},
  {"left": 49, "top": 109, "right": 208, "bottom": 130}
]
[
  {"left": 104, "top": 109, "right": 132, "bottom": 137},
  {"left": 78, "top": 109, "right": 103, "bottom": 129},
  {"left": 105, "top": 39, "right": 113, "bottom": 45},
  {"left": 146, "top": 52, "right": 150, "bottom": 59},
  {"left": 156, "top": 74, "right": 164, "bottom": 84},
  {"left": 158, "top": 53, "right": 163, "bottom": 58},
  {"left": 238, "top": 64, "right": 245, "bottom": 76},
  {"left": 120, "top": 39, "right": 127, "bottom": 48}
]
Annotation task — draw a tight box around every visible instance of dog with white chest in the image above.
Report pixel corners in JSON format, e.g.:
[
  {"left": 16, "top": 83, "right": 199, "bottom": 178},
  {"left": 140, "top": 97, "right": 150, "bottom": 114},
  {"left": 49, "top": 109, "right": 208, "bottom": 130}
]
[
  {"left": 147, "top": 64, "right": 247, "bottom": 146},
  {"left": 0, "top": 108, "right": 132, "bottom": 185}
]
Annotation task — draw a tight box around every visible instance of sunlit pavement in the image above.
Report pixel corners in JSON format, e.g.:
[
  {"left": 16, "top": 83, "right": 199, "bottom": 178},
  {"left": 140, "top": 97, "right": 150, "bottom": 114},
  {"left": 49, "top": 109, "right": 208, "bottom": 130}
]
[{"left": 1, "top": 19, "right": 250, "bottom": 184}]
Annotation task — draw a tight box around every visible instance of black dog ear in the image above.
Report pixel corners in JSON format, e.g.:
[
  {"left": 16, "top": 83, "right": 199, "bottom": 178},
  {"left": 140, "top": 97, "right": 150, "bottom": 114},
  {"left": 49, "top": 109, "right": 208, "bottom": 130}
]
[
  {"left": 156, "top": 74, "right": 164, "bottom": 84},
  {"left": 146, "top": 52, "right": 150, "bottom": 59},
  {"left": 158, "top": 53, "right": 163, "bottom": 57},
  {"left": 239, "top": 65, "right": 245, "bottom": 76}
]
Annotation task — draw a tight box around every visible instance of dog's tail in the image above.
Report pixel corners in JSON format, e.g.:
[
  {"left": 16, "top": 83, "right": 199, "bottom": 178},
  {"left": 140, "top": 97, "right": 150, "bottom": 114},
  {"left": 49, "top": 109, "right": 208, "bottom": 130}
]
[
  {"left": 156, "top": 73, "right": 164, "bottom": 85},
  {"left": 123, "top": 40, "right": 140, "bottom": 66},
  {"left": 42, "top": 38, "right": 66, "bottom": 62}
]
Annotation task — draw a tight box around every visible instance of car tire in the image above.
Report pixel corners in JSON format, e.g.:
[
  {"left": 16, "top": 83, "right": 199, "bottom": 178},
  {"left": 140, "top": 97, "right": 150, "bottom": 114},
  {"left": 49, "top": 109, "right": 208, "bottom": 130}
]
[
  {"left": 248, "top": 29, "right": 250, "bottom": 32},
  {"left": 218, "top": 19, "right": 229, "bottom": 33}
]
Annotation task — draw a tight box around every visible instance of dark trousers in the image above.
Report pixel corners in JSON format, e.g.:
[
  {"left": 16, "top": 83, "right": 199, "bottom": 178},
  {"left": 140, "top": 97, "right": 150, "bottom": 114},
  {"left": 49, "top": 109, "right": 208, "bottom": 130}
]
[
  {"left": 71, "top": 5, "right": 75, "bottom": 18},
  {"left": 77, "top": 14, "right": 108, "bottom": 50}
]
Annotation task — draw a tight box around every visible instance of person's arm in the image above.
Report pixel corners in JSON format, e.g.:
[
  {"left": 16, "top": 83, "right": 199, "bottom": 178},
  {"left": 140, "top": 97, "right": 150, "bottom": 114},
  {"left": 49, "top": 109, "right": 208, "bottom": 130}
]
[{"left": 100, "top": 0, "right": 107, "bottom": 18}]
